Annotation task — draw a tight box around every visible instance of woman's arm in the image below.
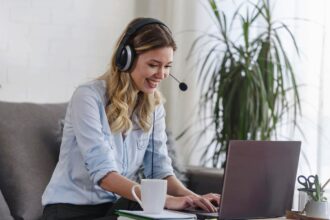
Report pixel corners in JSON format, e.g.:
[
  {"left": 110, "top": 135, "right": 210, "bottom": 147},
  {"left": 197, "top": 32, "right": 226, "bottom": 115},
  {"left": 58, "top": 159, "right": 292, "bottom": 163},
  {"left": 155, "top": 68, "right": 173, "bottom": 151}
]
[
  {"left": 100, "top": 171, "right": 220, "bottom": 212},
  {"left": 99, "top": 171, "right": 141, "bottom": 201},
  {"left": 166, "top": 175, "right": 198, "bottom": 197}
]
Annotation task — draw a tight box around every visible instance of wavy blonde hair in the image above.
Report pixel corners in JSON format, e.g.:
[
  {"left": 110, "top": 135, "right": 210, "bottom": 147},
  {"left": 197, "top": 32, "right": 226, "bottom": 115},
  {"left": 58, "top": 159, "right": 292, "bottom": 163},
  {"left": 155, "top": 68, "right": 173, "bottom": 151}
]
[{"left": 100, "top": 18, "right": 177, "bottom": 133}]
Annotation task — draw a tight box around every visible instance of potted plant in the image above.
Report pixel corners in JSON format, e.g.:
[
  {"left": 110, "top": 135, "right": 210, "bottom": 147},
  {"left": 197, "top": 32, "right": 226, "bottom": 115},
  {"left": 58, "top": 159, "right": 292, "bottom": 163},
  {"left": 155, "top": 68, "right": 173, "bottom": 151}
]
[
  {"left": 186, "top": 0, "right": 301, "bottom": 167},
  {"left": 301, "top": 175, "right": 329, "bottom": 218}
]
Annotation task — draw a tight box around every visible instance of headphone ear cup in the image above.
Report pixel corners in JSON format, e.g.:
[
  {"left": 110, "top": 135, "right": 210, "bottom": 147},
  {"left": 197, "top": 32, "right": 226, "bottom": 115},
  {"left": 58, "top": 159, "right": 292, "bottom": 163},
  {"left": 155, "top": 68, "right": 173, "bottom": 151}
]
[
  {"left": 116, "top": 18, "right": 168, "bottom": 72},
  {"left": 117, "top": 45, "right": 135, "bottom": 72}
]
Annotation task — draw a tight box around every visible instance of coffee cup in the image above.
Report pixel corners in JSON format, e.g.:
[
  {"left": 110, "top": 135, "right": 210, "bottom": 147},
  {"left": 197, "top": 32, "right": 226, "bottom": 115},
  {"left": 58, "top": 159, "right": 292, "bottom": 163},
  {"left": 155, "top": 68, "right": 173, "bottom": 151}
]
[{"left": 131, "top": 179, "right": 167, "bottom": 214}]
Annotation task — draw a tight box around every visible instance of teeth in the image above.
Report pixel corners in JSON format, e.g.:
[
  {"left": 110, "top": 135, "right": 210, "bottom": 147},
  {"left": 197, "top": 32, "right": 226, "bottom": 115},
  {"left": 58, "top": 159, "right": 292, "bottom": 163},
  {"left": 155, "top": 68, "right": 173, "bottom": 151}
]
[{"left": 147, "top": 79, "right": 157, "bottom": 88}]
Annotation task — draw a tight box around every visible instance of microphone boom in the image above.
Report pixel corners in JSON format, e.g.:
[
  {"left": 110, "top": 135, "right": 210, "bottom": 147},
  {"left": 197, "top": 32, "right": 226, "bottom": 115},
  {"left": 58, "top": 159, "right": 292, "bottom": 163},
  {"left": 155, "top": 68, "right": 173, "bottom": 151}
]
[{"left": 169, "top": 73, "right": 188, "bottom": 91}]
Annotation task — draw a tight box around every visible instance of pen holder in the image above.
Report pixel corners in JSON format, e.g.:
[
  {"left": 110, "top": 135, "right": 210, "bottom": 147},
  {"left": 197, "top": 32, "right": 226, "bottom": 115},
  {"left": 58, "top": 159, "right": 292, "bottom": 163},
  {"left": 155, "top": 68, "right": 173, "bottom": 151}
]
[
  {"left": 305, "top": 200, "right": 329, "bottom": 218},
  {"left": 298, "top": 190, "right": 309, "bottom": 212}
]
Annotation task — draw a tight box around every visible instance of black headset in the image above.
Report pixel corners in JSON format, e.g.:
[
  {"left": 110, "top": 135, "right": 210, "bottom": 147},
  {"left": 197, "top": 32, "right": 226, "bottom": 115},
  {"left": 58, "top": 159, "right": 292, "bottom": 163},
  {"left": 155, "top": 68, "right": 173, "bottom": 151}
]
[{"left": 115, "top": 18, "right": 169, "bottom": 72}]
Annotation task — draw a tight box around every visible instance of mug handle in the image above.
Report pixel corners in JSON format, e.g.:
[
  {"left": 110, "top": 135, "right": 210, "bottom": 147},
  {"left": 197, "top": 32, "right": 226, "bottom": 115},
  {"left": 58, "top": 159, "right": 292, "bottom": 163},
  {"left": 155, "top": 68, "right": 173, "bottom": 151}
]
[{"left": 131, "top": 185, "right": 143, "bottom": 208}]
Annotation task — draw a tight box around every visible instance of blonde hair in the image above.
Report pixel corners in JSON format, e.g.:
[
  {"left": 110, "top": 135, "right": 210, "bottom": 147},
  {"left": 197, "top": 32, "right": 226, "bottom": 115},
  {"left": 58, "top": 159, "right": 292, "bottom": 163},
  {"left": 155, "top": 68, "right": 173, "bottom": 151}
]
[{"left": 101, "top": 18, "right": 177, "bottom": 133}]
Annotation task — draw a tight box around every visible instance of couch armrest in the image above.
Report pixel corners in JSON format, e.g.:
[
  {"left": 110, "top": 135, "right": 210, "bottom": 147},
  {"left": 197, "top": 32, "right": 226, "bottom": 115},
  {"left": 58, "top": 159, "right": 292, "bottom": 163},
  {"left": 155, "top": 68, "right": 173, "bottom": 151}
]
[{"left": 185, "top": 166, "right": 224, "bottom": 195}]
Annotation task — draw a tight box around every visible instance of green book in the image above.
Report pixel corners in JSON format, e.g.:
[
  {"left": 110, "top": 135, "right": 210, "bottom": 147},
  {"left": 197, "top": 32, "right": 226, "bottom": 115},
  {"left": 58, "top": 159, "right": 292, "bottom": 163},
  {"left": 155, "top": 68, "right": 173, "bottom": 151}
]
[{"left": 116, "top": 210, "right": 197, "bottom": 220}]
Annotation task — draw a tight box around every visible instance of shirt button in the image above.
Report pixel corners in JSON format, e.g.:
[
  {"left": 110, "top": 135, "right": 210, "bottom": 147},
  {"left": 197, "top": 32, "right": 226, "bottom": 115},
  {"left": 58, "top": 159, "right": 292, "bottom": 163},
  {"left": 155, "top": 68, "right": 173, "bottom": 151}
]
[
  {"left": 84, "top": 163, "right": 89, "bottom": 171},
  {"left": 110, "top": 140, "right": 114, "bottom": 149}
]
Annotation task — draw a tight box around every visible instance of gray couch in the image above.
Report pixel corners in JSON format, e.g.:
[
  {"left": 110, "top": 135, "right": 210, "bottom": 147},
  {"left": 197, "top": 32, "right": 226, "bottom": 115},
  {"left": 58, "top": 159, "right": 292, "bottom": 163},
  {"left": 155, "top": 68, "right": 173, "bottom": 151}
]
[{"left": 0, "top": 101, "right": 223, "bottom": 220}]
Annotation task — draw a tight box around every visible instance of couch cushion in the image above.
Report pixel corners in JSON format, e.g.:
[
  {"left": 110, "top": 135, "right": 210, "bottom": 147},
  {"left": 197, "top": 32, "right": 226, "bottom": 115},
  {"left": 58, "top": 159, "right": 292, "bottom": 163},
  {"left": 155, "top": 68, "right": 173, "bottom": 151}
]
[
  {"left": 0, "top": 101, "right": 67, "bottom": 220},
  {"left": 0, "top": 189, "right": 13, "bottom": 220},
  {"left": 185, "top": 166, "right": 224, "bottom": 195}
]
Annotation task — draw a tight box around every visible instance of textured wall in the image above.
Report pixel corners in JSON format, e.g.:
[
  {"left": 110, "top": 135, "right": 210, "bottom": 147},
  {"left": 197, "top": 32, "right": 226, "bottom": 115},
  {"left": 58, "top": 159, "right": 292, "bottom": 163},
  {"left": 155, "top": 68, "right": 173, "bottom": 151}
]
[{"left": 0, "top": 0, "right": 136, "bottom": 102}]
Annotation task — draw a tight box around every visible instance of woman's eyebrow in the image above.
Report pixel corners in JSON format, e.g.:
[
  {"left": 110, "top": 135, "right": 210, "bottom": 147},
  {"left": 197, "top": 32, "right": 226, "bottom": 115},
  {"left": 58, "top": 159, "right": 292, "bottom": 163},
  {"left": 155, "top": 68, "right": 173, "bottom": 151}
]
[{"left": 149, "top": 59, "right": 173, "bottom": 64}]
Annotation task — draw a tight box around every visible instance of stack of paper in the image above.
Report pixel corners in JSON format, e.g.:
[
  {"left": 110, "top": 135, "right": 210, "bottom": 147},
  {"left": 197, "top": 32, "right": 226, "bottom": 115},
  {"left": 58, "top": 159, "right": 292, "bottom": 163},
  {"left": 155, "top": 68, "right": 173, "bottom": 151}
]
[{"left": 116, "top": 209, "right": 197, "bottom": 220}]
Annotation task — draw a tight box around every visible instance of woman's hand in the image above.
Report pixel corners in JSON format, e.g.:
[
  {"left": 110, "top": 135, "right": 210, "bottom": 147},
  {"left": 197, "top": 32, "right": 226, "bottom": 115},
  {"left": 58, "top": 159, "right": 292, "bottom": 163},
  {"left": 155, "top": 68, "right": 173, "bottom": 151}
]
[
  {"left": 165, "top": 195, "right": 194, "bottom": 210},
  {"left": 199, "top": 193, "right": 221, "bottom": 207},
  {"left": 188, "top": 193, "right": 220, "bottom": 212},
  {"left": 165, "top": 193, "right": 221, "bottom": 212}
]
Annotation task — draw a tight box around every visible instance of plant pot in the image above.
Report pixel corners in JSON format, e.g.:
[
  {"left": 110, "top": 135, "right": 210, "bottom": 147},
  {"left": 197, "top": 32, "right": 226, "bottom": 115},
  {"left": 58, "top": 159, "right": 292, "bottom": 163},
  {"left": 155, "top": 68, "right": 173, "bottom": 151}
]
[{"left": 305, "top": 200, "right": 329, "bottom": 218}]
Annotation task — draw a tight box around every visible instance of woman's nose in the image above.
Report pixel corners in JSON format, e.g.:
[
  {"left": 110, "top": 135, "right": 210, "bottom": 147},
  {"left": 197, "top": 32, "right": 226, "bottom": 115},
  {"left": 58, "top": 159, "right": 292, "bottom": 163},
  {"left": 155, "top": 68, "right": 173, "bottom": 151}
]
[{"left": 156, "top": 67, "right": 168, "bottom": 79}]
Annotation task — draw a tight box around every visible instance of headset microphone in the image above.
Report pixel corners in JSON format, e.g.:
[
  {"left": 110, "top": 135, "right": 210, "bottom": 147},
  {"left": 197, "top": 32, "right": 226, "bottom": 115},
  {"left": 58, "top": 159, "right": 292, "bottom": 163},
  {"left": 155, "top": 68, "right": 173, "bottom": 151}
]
[{"left": 169, "top": 73, "right": 188, "bottom": 91}]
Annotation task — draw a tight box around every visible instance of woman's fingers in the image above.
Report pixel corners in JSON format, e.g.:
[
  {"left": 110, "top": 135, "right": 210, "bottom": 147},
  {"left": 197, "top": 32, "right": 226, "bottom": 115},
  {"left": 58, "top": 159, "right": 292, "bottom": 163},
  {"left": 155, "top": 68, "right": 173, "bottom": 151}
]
[
  {"left": 202, "top": 193, "right": 221, "bottom": 206},
  {"left": 192, "top": 196, "right": 218, "bottom": 212},
  {"left": 192, "top": 199, "right": 209, "bottom": 211},
  {"left": 165, "top": 194, "right": 220, "bottom": 213},
  {"left": 184, "top": 196, "right": 195, "bottom": 207},
  {"left": 165, "top": 196, "right": 195, "bottom": 210}
]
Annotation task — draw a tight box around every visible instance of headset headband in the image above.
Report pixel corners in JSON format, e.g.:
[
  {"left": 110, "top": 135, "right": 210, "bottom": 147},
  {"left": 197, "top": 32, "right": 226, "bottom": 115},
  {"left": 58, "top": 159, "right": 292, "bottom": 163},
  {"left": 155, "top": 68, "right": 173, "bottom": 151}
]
[{"left": 115, "top": 18, "right": 169, "bottom": 72}]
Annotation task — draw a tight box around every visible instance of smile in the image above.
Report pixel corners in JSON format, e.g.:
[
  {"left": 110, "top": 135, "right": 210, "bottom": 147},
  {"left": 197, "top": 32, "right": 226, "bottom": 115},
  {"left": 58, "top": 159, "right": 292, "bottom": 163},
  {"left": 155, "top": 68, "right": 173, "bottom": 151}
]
[{"left": 146, "top": 79, "right": 160, "bottom": 88}]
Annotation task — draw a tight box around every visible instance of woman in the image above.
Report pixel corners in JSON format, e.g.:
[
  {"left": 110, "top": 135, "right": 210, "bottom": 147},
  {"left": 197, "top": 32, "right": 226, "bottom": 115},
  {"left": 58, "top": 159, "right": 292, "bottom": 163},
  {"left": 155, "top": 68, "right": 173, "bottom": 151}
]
[{"left": 42, "top": 17, "right": 220, "bottom": 220}]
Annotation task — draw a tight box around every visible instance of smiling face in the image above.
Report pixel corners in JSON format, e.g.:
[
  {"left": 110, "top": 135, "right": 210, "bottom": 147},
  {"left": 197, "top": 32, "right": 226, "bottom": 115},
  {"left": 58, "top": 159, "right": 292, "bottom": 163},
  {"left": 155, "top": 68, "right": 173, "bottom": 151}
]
[{"left": 130, "top": 47, "right": 173, "bottom": 94}]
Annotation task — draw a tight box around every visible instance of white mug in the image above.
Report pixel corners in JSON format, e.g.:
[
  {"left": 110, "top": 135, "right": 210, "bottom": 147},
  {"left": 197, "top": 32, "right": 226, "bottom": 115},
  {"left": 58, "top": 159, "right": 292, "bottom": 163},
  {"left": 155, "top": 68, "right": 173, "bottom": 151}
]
[{"left": 131, "top": 179, "right": 167, "bottom": 214}]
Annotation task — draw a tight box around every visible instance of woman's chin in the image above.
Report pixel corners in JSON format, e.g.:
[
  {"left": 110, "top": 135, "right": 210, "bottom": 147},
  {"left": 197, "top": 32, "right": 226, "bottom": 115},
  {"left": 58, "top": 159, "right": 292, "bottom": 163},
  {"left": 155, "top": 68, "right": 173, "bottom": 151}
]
[
  {"left": 137, "top": 83, "right": 157, "bottom": 94},
  {"left": 142, "top": 87, "right": 156, "bottom": 94},
  {"left": 145, "top": 89, "right": 156, "bottom": 94}
]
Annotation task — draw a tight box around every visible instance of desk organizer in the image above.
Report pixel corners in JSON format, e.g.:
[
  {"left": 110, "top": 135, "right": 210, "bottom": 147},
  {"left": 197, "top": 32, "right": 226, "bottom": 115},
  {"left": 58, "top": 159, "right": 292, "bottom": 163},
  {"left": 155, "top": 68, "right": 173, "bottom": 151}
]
[{"left": 286, "top": 211, "right": 329, "bottom": 220}]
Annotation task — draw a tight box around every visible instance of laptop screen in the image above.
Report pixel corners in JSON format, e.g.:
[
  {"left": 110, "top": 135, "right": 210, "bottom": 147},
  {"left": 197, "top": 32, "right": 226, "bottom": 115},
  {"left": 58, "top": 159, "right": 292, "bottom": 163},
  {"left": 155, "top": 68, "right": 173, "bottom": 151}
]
[{"left": 219, "top": 140, "right": 301, "bottom": 219}]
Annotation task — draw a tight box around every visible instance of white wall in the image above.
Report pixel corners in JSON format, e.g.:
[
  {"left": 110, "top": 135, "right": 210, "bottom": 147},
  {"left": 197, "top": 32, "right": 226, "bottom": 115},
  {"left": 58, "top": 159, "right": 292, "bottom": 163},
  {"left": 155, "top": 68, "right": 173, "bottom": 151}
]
[
  {"left": 0, "top": 0, "right": 207, "bottom": 165},
  {"left": 0, "top": 0, "right": 136, "bottom": 103}
]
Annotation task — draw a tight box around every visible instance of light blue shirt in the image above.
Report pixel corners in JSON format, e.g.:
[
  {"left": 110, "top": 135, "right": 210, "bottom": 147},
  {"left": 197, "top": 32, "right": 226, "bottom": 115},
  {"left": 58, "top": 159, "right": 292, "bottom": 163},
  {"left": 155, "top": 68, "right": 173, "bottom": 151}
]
[{"left": 42, "top": 80, "right": 174, "bottom": 205}]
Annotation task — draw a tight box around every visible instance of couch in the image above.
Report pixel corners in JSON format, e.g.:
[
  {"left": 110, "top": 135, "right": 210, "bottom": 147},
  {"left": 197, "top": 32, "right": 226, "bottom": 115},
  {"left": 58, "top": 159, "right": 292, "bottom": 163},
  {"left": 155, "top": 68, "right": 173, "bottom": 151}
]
[{"left": 0, "top": 101, "right": 223, "bottom": 220}]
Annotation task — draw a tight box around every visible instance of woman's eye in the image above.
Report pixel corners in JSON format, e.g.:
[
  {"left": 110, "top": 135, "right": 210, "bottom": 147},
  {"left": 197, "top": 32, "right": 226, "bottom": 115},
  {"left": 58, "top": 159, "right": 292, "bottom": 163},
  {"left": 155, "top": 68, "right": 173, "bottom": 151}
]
[
  {"left": 148, "top": 64, "right": 158, "bottom": 68},
  {"left": 165, "top": 66, "right": 172, "bottom": 69}
]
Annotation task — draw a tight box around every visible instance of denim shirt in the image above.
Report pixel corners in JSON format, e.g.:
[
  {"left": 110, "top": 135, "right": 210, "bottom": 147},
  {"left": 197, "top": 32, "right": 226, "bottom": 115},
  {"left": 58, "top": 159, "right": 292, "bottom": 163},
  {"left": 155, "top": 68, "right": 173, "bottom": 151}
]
[{"left": 42, "top": 80, "right": 174, "bottom": 205}]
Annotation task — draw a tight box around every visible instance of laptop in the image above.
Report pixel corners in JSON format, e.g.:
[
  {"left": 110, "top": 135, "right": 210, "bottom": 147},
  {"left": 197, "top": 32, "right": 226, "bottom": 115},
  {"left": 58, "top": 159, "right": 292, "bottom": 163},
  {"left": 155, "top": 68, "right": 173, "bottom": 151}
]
[{"left": 189, "top": 140, "right": 301, "bottom": 220}]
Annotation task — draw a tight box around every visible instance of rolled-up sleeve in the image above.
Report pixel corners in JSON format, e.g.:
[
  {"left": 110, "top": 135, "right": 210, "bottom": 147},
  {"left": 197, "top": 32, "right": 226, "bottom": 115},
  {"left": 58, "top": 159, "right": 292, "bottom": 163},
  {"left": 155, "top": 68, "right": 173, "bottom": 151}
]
[
  {"left": 143, "top": 105, "right": 174, "bottom": 179},
  {"left": 70, "top": 86, "right": 118, "bottom": 185}
]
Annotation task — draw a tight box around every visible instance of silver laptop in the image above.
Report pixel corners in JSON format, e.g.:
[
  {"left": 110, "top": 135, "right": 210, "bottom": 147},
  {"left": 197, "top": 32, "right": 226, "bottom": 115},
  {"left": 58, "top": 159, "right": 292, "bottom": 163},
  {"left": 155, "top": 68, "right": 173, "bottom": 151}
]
[{"left": 193, "top": 140, "right": 301, "bottom": 219}]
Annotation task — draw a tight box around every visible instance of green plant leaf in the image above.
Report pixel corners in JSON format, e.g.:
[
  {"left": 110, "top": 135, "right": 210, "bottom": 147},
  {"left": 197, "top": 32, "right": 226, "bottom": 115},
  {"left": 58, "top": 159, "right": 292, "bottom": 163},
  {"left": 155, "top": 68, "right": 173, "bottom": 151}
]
[{"left": 184, "top": 0, "right": 302, "bottom": 167}]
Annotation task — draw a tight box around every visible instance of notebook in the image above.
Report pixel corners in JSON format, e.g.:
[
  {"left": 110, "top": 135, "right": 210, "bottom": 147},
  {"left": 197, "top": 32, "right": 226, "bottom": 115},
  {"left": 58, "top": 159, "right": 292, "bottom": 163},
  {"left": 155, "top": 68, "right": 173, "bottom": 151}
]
[
  {"left": 116, "top": 209, "right": 197, "bottom": 219},
  {"left": 189, "top": 140, "right": 301, "bottom": 219}
]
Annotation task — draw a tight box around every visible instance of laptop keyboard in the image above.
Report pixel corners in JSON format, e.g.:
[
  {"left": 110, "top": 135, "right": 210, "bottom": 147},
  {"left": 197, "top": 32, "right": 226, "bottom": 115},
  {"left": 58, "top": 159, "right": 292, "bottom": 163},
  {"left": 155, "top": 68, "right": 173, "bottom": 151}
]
[{"left": 184, "top": 206, "right": 219, "bottom": 214}]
